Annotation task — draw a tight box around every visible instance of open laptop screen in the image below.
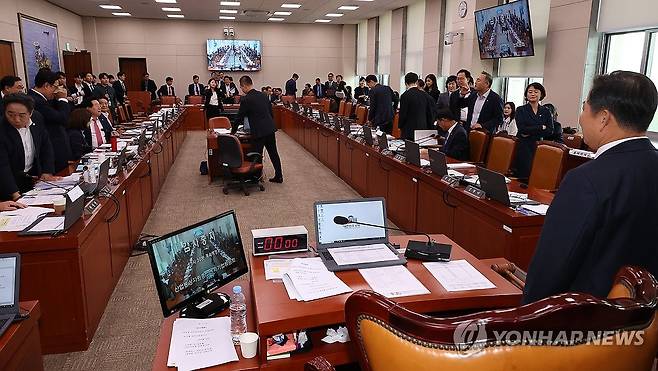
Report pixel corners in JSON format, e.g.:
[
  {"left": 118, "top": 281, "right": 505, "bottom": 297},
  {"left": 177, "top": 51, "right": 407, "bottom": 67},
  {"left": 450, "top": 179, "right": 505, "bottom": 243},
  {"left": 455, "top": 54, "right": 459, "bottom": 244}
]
[
  {"left": 0, "top": 256, "right": 17, "bottom": 307},
  {"left": 315, "top": 199, "right": 386, "bottom": 245}
]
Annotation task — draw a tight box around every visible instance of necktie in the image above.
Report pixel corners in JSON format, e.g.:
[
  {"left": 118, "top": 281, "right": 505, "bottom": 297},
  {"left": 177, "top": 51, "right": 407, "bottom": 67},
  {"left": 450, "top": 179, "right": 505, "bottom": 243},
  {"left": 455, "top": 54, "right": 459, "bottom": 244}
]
[
  {"left": 195, "top": 84, "right": 199, "bottom": 95},
  {"left": 168, "top": 86, "right": 172, "bottom": 95},
  {"left": 93, "top": 118, "right": 104, "bottom": 146}
]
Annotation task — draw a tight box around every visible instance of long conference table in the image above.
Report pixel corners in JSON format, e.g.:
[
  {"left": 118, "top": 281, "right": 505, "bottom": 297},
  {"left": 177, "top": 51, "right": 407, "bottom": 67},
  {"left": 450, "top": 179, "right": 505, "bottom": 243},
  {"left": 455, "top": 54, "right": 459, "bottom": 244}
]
[
  {"left": 274, "top": 106, "right": 555, "bottom": 271},
  {"left": 0, "top": 109, "right": 188, "bottom": 354}
]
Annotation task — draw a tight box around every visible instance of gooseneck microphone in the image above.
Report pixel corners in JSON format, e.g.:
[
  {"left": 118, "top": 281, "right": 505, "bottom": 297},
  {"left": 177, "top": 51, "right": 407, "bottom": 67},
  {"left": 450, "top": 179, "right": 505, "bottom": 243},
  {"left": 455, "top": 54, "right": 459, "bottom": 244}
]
[{"left": 332, "top": 215, "right": 451, "bottom": 262}]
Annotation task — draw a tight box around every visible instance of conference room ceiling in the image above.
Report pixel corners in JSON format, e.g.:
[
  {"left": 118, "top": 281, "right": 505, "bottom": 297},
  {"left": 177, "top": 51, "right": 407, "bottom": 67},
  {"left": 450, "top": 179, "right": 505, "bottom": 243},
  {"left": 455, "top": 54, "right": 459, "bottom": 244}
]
[{"left": 47, "top": 0, "right": 417, "bottom": 24}]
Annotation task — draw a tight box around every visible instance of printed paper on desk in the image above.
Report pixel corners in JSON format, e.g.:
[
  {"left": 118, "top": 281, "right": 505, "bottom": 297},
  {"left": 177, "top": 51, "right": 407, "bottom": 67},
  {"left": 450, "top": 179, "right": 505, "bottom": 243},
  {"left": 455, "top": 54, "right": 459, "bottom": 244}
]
[
  {"left": 264, "top": 257, "right": 322, "bottom": 280},
  {"left": 423, "top": 260, "right": 496, "bottom": 292},
  {"left": 521, "top": 204, "right": 549, "bottom": 216},
  {"left": 28, "top": 216, "right": 65, "bottom": 232},
  {"left": 328, "top": 244, "right": 399, "bottom": 266},
  {"left": 447, "top": 163, "right": 476, "bottom": 169},
  {"left": 359, "top": 265, "right": 430, "bottom": 298},
  {"left": 168, "top": 317, "right": 238, "bottom": 371},
  {"left": 282, "top": 258, "right": 351, "bottom": 301}
]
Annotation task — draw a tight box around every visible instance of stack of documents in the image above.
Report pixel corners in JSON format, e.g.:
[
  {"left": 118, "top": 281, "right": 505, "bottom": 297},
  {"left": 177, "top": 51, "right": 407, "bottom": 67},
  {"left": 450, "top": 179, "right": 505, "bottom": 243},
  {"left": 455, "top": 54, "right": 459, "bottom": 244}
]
[
  {"left": 34, "top": 174, "right": 81, "bottom": 191},
  {"left": 447, "top": 163, "right": 476, "bottom": 170},
  {"left": 167, "top": 317, "right": 238, "bottom": 371},
  {"left": 423, "top": 260, "right": 496, "bottom": 292},
  {"left": 0, "top": 206, "right": 54, "bottom": 232},
  {"left": 359, "top": 265, "right": 430, "bottom": 298},
  {"left": 281, "top": 258, "right": 352, "bottom": 301},
  {"left": 520, "top": 204, "right": 549, "bottom": 215}
]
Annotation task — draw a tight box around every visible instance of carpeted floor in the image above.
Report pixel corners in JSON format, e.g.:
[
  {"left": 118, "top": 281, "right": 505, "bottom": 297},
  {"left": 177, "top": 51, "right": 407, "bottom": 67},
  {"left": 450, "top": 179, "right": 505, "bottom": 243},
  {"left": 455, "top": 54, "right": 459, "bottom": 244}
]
[{"left": 43, "top": 130, "right": 361, "bottom": 371}]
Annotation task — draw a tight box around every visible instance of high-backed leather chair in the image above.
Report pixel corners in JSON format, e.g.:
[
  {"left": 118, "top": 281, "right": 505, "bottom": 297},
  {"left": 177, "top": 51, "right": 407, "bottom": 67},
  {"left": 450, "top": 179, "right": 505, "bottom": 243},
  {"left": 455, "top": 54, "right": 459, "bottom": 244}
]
[
  {"left": 306, "top": 266, "right": 658, "bottom": 371},
  {"left": 528, "top": 141, "right": 568, "bottom": 191},
  {"left": 468, "top": 129, "right": 490, "bottom": 163},
  {"left": 124, "top": 103, "right": 135, "bottom": 120},
  {"left": 188, "top": 95, "right": 203, "bottom": 104},
  {"left": 486, "top": 135, "right": 517, "bottom": 175},
  {"left": 281, "top": 96, "right": 295, "bottom": 104},
  {"left": 208, "top": 116, "right": 231, "bottom": 129},
  {"left": 160, "top": 96, "right": 176, "bottom": 105},
  {"left": 321, "top": 98, "right": 331, "bottom": 113},
  {"left": 216, "top": 134, "right": 264, "bottom": 196},
  {"left": 345, "top": 101, "right": 354, "bottom": 118},
  {"left": 117, "top": 105, "right": 128, "bottom": 123},
  {"left": 338, "top": 100, "right": 346, "bottom": 117},
  {"left": 563, "top": 133, "right": 584, "bottom": 149},
  {"left": 356, "top": 106, "right": 367, "bottom": 124},
  {"left": 392, "top": 112, "right": 400, "bottom": 138},
  {"left": 302, "top": 96, "right": 316, "bottom": 104}
]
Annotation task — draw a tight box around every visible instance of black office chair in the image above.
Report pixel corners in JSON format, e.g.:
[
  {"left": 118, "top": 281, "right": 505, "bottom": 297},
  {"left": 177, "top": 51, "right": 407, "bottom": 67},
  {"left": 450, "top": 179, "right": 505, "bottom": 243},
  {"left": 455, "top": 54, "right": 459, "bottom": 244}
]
[{"left": 217, "top": 134, "right": 265, "bottom": 196}]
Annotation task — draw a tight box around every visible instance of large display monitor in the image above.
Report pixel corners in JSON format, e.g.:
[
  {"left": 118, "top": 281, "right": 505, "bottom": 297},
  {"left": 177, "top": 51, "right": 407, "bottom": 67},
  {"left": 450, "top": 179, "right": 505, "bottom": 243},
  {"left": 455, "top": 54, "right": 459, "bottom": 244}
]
[
  {"left": 207, "top": 39, "right": 262, "bottom": 71},
  {"left": 475, "top": 0, "right": 534, "bottom": 59},
  {"left": 147, "top": 210, "right": 248, "bottom": 317}
]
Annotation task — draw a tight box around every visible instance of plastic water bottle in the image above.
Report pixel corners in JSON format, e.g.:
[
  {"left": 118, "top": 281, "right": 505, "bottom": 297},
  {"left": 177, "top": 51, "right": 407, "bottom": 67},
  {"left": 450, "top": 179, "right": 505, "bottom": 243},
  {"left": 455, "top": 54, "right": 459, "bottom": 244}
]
[{"left": 230, "top": 285, "right": 247, "bottom": 344}]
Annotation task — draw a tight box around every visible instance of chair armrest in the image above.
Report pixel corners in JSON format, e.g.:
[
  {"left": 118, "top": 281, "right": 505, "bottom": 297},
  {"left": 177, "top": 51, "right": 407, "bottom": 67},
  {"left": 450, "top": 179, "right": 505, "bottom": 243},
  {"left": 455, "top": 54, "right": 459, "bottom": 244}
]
[
  {"left": 245, "top": 152, "right": 262, "bottom": 163},
  {"left": 304, "top": 356, "right": 336, "bottom": 371}
]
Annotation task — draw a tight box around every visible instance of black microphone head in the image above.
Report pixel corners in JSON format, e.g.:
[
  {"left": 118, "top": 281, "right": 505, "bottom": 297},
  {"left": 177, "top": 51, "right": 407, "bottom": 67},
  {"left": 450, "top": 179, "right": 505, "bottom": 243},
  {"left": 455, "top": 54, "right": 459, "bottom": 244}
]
[{"left": 333, "top": 216, "right": 350, "bottom": 225}]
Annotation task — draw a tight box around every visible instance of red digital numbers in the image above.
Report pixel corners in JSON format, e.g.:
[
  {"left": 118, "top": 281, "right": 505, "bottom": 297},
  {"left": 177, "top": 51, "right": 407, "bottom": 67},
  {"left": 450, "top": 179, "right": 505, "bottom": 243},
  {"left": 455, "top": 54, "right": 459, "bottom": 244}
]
[{"left": 263, "top": 236, "right": 299, "bottom": 251}]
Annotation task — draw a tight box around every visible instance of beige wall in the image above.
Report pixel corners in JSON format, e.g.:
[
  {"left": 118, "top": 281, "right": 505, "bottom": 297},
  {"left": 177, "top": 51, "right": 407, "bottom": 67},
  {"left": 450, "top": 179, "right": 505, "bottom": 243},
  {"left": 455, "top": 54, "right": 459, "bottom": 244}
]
[
  {"left": 0, "top": 0, "right": 84, "bottom": 83},
  {"left": 83, "top": 17, "right": 355, "bottom": 94}
]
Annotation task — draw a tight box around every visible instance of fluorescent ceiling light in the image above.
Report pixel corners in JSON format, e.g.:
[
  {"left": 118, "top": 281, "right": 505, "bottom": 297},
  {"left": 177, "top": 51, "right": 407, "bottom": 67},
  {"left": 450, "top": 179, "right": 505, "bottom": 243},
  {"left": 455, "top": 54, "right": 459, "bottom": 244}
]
[
  {"left": 219, "top": 16, "right": 236, "bottom": 20},
  {"left": 281, "top": 3, "right": 301, "bottom": 8},
  {"left": 112, "top": 12, "right": 132, "bottom": 16},
  {"left": 273, "top": 11, "right": 292, "bottom": 16},
  {"left": 325, "top": 13, "right": 343, "bottom": 17},
  {"left": 100, "top": 5, "right": 122, "bottom": 9},
  {"left": 155, "top": 0, "right": 176, "bottom": 3},
  {"left": 162, "top": 7, "right": 181, "bottom": 11},
  {"left": 220, "top": 1, "right": 241, "bottom": 5},
  {"left": 220, "top": 9, "right": 238, "bottom": 13},
  {"left": 315, "top": 19, "right": 331, "bottom": 23},
  {"left": 167, "top": 14, "right": 184, "bottom": 18},
  {"left": 357, "top": 0, "right": 374, "bottom": 1},
  {"left": 268, "top": 17, "right": 285, "bottom": 21},
  {"left": 338, "top": 5, "right": 359, "bottom": 10}
]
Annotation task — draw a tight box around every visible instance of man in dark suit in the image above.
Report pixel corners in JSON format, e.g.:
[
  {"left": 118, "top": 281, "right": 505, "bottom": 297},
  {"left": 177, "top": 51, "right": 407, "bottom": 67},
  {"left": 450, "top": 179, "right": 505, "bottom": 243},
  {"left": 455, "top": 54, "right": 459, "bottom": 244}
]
[
  {"left": 313, "top": 78, "right": 324, "bottom": 98},
  {"left": 221, "top": 76, "right": 239, "bottom": 104},
  {"left": 366, "top": 75, "right": 395, "bottom": 134},
  {"left": 82, "top": 72, "right": 95, "bottom": 97},
  {"left": 398, "top": 72, "right": 434, "bottom": 140},
  {"left": 140, "top": 73, "right": 157, "bottom": 101},
  {"left": 188, "top": 75, "right": 204, "bottom": 96},
  {"left": 523, "top": 71, "right": 658, "bottom": 304},
  {"left": 0, "top": 76, "right": 25, "bottom": 115},
  {"left": 449, "top": 69, "right": 476, "bottom": 125},
  {"left": 68, "top": 73, "right": 86, "bottom": 106},
  {"left": 113, "top": 71, "right": 127, "bottom": 104},
  {"left": 93, "top": 73, "right": 118, "bottom": 118},
  {"left": 233, "top": 75, "right": 283, "bottom": 183},
  {"left": 463, "top": 71, "right": 503, "bottom": 132},
  {"left": 324, "top": 73, "right": 337, "bottom": 94},
  {"left": 0, "top": 93, "right": 57, "bottom": 200},
  {"left": 28, "top": 69, "right": 72, "bottom": 173},
  {"left": 436, "top": 108, "right": 469, "bottom": 161},
  {"left": 285, "top": 73, "right": 298, "bottom": 97},
  {"left": 158, "top": 77, "right": 176, "bottom": 98}
]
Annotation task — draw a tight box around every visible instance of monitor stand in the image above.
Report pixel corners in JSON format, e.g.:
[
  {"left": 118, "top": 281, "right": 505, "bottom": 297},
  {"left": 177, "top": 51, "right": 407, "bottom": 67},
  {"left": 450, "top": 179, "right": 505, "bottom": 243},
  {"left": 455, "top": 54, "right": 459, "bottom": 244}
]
[{"left": 179, "top": 292, "right": 231, "bottom": 319}]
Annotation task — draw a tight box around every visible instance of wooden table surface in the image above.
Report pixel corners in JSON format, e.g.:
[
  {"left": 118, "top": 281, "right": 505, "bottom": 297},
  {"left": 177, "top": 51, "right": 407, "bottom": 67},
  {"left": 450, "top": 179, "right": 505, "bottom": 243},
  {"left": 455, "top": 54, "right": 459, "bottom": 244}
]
[{"left": 0, "top": 301, "right": 43, "bottom": 371}]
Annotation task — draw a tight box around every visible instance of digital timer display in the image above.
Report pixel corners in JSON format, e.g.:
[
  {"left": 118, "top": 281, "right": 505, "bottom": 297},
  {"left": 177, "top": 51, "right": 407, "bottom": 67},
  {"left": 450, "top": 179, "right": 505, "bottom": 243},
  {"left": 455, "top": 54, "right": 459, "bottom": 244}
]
[{"left": 252, "top": 226, "right": 308, "bottom": 256}]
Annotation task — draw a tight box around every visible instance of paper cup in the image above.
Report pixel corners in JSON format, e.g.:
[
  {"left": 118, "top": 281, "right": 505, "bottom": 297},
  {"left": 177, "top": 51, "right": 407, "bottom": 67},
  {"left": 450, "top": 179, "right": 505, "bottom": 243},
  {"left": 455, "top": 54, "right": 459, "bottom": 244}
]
[
  {"left": 53, "top": 197, "right": 66, "bottom": 215},
  {"left": 239, "top": 332, "right": 259, "bottom": 359}
]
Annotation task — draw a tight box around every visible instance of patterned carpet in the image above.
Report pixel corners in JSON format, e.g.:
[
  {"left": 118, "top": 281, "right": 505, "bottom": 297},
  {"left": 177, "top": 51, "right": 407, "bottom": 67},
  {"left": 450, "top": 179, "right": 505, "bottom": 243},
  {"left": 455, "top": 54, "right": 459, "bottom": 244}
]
[{"left": 43, "top": 130, "right": 360, "bottom": 370}]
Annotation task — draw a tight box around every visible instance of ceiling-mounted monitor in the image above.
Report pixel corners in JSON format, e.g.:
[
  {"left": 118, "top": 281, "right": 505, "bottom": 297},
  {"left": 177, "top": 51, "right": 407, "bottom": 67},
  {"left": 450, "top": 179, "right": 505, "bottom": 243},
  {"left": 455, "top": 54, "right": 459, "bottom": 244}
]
[
  {"left": 475, "top": 0, "right": 535, "bottom": 59},
  {"left": 207, "top": 39, "right": 262, "bottom": 71}
]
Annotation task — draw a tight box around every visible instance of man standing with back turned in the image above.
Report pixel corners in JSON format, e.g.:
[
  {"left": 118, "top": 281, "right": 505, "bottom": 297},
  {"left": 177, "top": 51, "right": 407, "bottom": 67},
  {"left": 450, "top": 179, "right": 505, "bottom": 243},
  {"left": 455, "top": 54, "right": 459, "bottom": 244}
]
[
  {"left": 523, "top": 71, "right": 658, "bottom": 304},
  {"left": 232, "top": 75, "right": 283, "bottom": 183},
  {"left": 366, "top": 75, "right": 395, "bottom": 134}
]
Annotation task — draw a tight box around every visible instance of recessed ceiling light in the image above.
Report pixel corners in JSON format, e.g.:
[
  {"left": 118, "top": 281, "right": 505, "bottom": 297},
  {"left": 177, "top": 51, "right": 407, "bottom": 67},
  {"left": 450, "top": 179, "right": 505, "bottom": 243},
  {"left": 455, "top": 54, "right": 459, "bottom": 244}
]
[
  {"left": 155, "top": 0, "right": 176, "bottom": 3},
  {"left": 281, "top": 3, "right": 301, "bottom": 8},
  {"left": 220, "top": 9, "right": 238, "bottom": 14},
  {"left": 162, "top": 7, "right": 181, "bottom": 11},
  {"left": 326, "top": 13, "right": 343, "bottom": 17},
  {"left": 219, "top": 16, "right": 236, "bottom": 20},
  {"left": 268, "top": 17, "right": 285, "bottom": 21},
  {"left": 315, "top": 19, "right": 331, "bottom": 23},
  {"left": 167, "top": 14, "right": 184, "bottom": 18},
  {"left": 273, "top": 11, "right": 292, "bottom": 16},
  {"left": 338, "top": 5, "right": 359, "bottom": 10},
  {"left": 220, "top": 1, "right": 240, "bottom": 5},
  {"left": 112, "top": 12, "right": 132, "bottom": 16},
  {"left": 100, "top": 5, "right": 122, "bottom": 10}
]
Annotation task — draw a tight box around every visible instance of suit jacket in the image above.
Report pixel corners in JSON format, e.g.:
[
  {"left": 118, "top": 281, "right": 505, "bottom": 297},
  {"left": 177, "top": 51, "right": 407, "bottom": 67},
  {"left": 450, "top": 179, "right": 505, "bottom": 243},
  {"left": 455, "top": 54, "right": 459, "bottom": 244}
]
[
  {"left": 158, "top": 84, "right": 175, "bottom": 97},
  {"left": 523, "top": 138, "right": 658, "bottom": 303},
  {"left": 398, "top": 88, "right": 434, "bottom": 140},
  {"left": 188, "top": 83, "right": 205, "bottom": 96},
  {"left": 112, "top": 80, "right": 127, "bottom": 104},
  {"left": 285, "top": 79, "right": 297, "bottom": 96},
  {"left": 203, "top": 88, "right": 224, "bottom": 111},
  {"left": 437, "top": 91, "right": 451, "bottom": 111},
  {"left": 233, "top": 89, "right": 276, "bottom": 139},
  {"left": 465, "top": 89, "right": 503, "bottom": 133},
  {"left": 0, "top": 118, "right": 55, "bottom": 199},
  {"left": 28, "top": 89, "right": 72, "bottom": 173},
  {"left": 449, "top": 88, "right": 476, "bottom": 123},
  {"left": 97, "top": 114, "right": 113, "bottom": 142},
  {"left": 440, "top": 123, "right": 469, "bottom": 161},
  {"left": 367, "top": 84, "right": 395, "bottom": 127},
  {"left": 354, "top": 86, "right": 369, "bottom": 104},
  {"left": 220, "top": 83, "right": 239, "bottom": 104},
  {"left": 313, "top": 84, "right": 325, "bottom": 98},
  {"left": 81, "top": 82, "right": 94, "bottom": 100},
  {"left": 140, "top": 79, "right": 157, "bottom": 101},
  {"left": 67, "top": 128, "right": 92, "bottom": 160}
]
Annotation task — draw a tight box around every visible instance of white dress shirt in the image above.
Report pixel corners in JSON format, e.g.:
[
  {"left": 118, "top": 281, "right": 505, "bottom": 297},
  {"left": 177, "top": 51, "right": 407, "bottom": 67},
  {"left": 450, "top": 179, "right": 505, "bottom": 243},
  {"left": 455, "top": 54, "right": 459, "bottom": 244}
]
[
  {"left": 594, "top": 136, "right": 649, "bottom": 159},
  {"left": 498, "top": 117, "right": 518, "bottom": 136},
  {"left": 209, "top": 91, "right": 219, "bottom": 106},
  {"left": 18, "top": 121, "right": 35, "bottom": 173},
  {"left": 470, "top": 89, "right": 490, "bottom": 128},
  {"left": 89, "top": 117, "right": 105, "bottom": 148}
]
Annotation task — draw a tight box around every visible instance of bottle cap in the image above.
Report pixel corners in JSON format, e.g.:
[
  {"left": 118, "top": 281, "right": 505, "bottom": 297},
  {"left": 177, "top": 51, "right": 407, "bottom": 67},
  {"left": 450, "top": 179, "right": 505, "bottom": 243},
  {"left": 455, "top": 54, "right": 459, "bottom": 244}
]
[{"left": 233, "top": 285, "right": 242, "bottom": 294}]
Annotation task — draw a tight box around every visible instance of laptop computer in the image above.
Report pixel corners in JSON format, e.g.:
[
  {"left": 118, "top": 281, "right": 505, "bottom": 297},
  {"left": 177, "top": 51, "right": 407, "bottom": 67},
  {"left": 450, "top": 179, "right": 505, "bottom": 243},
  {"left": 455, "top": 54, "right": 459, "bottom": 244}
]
[
  {"left": 19, "top": 186, "right": 86, "bottom": 236},
  {"left": 291, "top": 102, "right": 300, "bottom": 112},
  {"left": 137, "top": 130, "right": 147, "bottom": 153},
  {"left": 428, "top": 149, "right": 465, "bottom": 178},
  {"left": 377, "top": 133, "right": 389, "bottom": 151},
  {"left": 0, "top": 253, "right": 20, "bottom": 338},
  {"left": 363, "top": 125, "right": 374, "bottom": 146},
  {"left": 313, "top": 198, "right": 406, "bottom": 271},
  {"left": 404, "top": 140, "right": 429, "bottom": 167},
  {"left": 81, "top": 158, "right": 110, "bottom": 195},
  {"left": 476, "top": 167, "right": 540, "bottom": 207},
  {"left": 342, "top": 119, "right": 351, "bottom": 136}
]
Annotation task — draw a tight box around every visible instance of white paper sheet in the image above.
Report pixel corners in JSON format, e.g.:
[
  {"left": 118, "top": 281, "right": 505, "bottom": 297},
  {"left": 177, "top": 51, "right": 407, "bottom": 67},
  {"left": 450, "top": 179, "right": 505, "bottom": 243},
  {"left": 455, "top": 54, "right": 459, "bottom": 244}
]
[
  {"left": 328, "top": 244, "right": 399, "bottom": 266},
  {"left": 282, "top": 258, "right": 351, "bottom": 301},
  {"left": 0, "top": 215, "right": 39, "bottom": 232},
  {"left": 28, "top": 216, "right": 65, "bottom": 232},
  {"left": 168, "top": 317, "right": 238, "bottom": 371},
  {"left": 420, "top": 159, "right": 430, "bottom": 167},
  {"left": 359, "top": 266, "right": 430, "bottom": 298},
  {"left": 423, "top": 260, "right": 496, "bottom": 292},
  {"left": 264, "top": 257, "right": 322, "bottom": 280},
  {"left": 18, "top": 195, "right": 59, "bottom": 206},
  {"left": 521, "top": 204, "right": 549, "bottom": 215},
  {"left": 447, "top": 163, "right": 476, "bottom": 169}
]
